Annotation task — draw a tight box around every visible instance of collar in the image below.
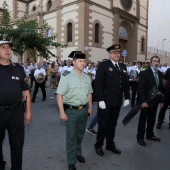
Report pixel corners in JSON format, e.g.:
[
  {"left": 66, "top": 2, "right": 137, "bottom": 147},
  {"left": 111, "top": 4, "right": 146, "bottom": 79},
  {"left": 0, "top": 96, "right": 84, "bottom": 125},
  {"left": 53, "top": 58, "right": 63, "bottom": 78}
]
[
  {"left": 151, "top": 66, "right": 158, "bottom": 73},
  {"left": 110, "top": 59, "right": 119, "bottom": 66},
  {"left": 71, "top": 69, "right": 85, "bottom": 78}
]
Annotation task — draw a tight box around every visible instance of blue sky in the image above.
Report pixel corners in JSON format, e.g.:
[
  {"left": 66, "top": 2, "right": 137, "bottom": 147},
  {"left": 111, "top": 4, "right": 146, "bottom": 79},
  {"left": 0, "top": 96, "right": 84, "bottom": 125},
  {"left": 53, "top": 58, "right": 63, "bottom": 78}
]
[{"left": 148, "top": 0, "right": 170, "bottom": 51}]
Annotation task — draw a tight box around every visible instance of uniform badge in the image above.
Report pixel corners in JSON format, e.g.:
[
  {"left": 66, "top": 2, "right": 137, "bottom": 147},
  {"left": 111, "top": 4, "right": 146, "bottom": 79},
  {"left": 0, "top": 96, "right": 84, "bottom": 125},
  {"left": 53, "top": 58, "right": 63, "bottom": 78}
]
[
  {"left": 24, "top": 77, "right": 29, "bottom": 84},
  {"left": 123, "top": 69, "right": 127, "bottom": 73},
  {"left": 109, "top": 67, "right": 113, "bottom": 71}
]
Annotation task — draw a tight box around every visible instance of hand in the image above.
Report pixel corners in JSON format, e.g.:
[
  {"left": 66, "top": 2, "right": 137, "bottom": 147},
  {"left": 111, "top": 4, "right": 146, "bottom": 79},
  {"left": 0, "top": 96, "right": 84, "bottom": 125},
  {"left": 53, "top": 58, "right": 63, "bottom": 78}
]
[
  {"left": 88, "top": 108, "right": 92, "bottom": 117},
  {"left": 141, "top": 102, "right": 148, "bottom": 108},
  {"left": 159, "top": 103, "right": 164, "bottom": 108},
  {"left": 123, "top": 99, "right": 130, "bottom": 107},
  {"left": 25, "top": 112, "right": 32, "bottom": 125},
  {"left": 60, "top": 112, "right": 68, "bottom": 121},
  {"left": 99, "top": 101, "right": 106, "bottom": 109}
]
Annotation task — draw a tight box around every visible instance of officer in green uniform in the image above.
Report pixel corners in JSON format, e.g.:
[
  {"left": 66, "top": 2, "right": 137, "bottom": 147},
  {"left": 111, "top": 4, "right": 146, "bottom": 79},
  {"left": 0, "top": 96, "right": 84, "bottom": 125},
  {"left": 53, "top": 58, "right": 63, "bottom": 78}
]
[{"left": 56, "top": 51, "right": 93, "bottom": 170}]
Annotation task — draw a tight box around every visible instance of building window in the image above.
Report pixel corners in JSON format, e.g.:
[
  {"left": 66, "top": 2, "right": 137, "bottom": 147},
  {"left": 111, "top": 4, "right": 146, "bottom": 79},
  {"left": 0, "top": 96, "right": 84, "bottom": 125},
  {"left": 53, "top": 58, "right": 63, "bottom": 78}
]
[
  {"left": 67, "top": 23, "right": 72, "bottom": 42},
  {"left": 119, "top": 26, "right": 128, "bottom": 38},
  {"left": 47, "top": 29, "right": 52, "bottom": 37},
  {"left": 47, "top": 0, "right": 52, "bottom": 12},
  {"left": 141, "top": 37, "right": 145, "bottom": 52},
  {"left": 32, "top": 6, "right": 36, "bottom": 12},
  {"left": 95, "top": 23, "right": 100, "bottom": 43}
]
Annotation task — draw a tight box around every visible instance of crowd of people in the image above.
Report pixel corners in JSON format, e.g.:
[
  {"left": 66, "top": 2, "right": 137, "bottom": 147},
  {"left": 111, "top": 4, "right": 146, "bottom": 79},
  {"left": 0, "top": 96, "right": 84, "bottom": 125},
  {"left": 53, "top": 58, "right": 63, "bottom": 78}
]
[{"left": 1, "top": 37, "right": 170, "bottom": 170}]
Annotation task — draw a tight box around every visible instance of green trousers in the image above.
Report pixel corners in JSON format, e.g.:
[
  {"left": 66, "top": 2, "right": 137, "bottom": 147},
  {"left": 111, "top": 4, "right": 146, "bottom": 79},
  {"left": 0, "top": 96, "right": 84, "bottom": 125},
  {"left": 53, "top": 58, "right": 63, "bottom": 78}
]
[{"left": 65, "top": 106, "right": 88, "bottom": 164}]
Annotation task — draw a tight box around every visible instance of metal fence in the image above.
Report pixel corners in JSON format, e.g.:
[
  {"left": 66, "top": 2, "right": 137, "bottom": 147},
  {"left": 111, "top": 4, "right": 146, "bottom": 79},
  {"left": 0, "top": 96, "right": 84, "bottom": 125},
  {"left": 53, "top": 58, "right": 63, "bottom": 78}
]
[{"left": 147, "top": 46, "right": 170, "bottom": 56}]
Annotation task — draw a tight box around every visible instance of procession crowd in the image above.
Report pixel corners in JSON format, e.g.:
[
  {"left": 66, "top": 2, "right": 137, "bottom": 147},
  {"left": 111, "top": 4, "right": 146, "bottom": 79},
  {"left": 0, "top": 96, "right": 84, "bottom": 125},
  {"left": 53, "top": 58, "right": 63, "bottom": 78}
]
[{"left": 1, "top": 37, "right": 170, "bottom": 170}]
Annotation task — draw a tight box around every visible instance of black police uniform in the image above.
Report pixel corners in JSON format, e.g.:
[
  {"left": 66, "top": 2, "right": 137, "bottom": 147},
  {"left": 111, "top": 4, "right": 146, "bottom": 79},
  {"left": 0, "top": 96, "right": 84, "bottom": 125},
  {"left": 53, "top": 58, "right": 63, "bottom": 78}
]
[
  {"left": 94, "top": 45, "right": 130, "bottom": 151},
  {"left": 0, "top": 62, "right": 29, "bottom": 170},
  {"left": 157, "top": 68, "right": 170, "bottom": 128}
]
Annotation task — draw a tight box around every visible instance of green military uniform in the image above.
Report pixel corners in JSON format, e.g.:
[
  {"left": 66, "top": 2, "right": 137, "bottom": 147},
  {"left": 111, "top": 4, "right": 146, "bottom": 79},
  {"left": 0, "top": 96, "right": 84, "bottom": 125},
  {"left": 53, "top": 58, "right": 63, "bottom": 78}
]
[{"left": 57, "top": 69, "right": 93, "bottom": 164}]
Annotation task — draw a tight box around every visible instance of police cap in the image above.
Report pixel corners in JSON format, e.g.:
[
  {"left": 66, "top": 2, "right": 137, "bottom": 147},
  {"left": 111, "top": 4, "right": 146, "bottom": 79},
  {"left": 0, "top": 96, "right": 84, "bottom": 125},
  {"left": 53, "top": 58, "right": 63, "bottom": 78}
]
[
  {"left": 68, "top": 51, "right": 86, "bottom": 59},
  {"left": 106, "top": 44, "right": 121, "bottom": 53},
  {"left": 0, "top": 37, "right": 13, "bottom": 47}
]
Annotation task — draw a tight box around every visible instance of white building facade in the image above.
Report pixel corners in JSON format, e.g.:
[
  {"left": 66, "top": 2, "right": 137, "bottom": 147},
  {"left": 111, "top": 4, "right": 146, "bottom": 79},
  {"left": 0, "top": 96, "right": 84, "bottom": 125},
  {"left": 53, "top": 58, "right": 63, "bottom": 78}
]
[{"left": 0, "top": 0, "right": 148, "bottom": 63}]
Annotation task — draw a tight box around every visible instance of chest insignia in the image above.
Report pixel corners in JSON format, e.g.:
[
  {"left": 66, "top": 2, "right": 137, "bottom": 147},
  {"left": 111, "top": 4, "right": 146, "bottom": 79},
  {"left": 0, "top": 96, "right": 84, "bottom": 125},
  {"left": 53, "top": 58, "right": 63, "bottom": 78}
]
[
  {"left": 109, "top": 67, "right": 113, "bottom": 71},
  {"left": 12, "top": 76, "right": 19, "bottom": 80}
]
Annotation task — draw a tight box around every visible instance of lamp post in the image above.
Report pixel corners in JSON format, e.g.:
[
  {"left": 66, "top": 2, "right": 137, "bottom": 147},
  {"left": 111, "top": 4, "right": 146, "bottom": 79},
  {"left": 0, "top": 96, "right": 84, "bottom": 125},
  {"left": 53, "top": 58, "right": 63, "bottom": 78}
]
[
  {"left": 162, "top": 39, "right": 167, "bottom": 55},
  {"left": 162, "top": 39, "right": 167, "bottom": 50}
]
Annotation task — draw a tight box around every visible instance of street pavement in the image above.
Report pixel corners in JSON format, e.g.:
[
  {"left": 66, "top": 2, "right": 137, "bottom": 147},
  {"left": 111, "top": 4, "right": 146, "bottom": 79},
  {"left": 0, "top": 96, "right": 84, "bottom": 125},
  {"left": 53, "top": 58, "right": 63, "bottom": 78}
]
[{"left": 2, "top": 83, "right": 170, "bottom": 170}]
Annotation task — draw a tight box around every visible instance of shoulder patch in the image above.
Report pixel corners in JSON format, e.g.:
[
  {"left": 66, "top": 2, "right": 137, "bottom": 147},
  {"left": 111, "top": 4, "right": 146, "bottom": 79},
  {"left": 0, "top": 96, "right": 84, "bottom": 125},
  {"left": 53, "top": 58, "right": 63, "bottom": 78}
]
[{"left": 62, "top": 70, "right": 70, "bottom": 76}]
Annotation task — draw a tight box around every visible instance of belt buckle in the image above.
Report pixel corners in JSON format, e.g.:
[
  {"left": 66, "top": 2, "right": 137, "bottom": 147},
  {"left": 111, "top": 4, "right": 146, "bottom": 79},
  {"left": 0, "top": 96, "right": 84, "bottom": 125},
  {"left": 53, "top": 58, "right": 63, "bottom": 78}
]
[
  {"left": 78, "top": 105, "right": 83, "bottom": 110},
  {"left": 4, "top": 105, "right": 10, "bottom": 111}
]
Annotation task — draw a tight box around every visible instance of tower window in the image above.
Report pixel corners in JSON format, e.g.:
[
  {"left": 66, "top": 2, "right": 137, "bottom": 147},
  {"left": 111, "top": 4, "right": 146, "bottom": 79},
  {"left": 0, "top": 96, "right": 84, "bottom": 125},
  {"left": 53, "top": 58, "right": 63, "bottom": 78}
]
[
  {"left": 47, "top": 0, "right": 52, "bottom": 12},
  {"left": 95, "top": 23, "right": 100, "bottom": 43},
  {"left": 67, "top": 23, "right": 72, "bottom": 42},
  {"left": 141, "top": 37, "right": 145, "bottom": 52},
  {"left": 32, "top": 6, "right": 36, "bottom": 11}
]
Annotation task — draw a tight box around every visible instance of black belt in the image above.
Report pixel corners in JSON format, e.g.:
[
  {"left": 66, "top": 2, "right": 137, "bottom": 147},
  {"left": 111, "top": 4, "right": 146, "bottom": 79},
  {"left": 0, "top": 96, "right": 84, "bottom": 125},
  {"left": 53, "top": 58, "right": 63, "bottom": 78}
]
[
  {"left": 0, "top": 101, "right": 22, "bottom": 112},
  {"left": 64, "top": 104, "right": 87, "bottom": 110}
]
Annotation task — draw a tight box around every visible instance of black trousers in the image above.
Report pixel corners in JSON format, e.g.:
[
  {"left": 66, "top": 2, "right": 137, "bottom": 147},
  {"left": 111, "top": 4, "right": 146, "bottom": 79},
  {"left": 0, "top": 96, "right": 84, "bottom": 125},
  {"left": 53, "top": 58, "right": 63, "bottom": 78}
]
[
  {"left": 131, "top": 82, "right": 138, "bottom": 105},
  {"left": 137, "top": 102, "right": 159, "bottom": 140},
  {"left": 0, "top": 107, "right": 24, "bottom": 170},
  {"left": 92, "top": 80, "right": 96, "bottom": 102},
  {"left": 29, "top": 73, "right": 35, "bottom": 89},
  {"left": 157, "top": 89, "right": 170, "bottom": 123},
  {"left": 95, "top": 105, "right": 121, "bottom": 148},
  {"left": 32, "top": 81, "right": 46, "bottom": 101}
]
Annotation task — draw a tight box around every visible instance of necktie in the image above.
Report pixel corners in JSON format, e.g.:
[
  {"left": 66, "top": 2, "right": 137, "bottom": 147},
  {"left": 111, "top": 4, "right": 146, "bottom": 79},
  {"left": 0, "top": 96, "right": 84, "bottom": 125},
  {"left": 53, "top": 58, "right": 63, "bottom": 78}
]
[
  {"left": 154, "top": 71, "right": 159, "bottom": 87},
  {"left": 115, "top": 64, "right": 119, "bottom": 71}
]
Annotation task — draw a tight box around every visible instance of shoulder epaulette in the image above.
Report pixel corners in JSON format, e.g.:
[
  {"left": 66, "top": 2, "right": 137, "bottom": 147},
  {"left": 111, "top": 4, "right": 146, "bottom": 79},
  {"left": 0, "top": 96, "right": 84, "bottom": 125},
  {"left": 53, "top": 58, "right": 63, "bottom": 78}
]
[
  {"left": 83, "top": 71, "right": 89, "bottom": 75},
  {"left": 102, "top": 59, "right": 108, "bottom": 62},
  {"left": 62, "top": 71, "right": 70, "bottom": 76}
]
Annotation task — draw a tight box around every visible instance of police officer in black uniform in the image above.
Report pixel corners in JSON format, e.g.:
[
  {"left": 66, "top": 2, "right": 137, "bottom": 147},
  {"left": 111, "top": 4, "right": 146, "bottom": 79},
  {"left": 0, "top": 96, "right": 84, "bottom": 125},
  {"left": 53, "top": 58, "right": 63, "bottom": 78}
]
[
  {"left": 156, "top": 67, "right": 170, "bottom": 129},
  {"left": 94, "top": 44, "right": 130, "bottom": 156},
  {"left": 0, "top": 38, "right": 32, "bottom": 170}
]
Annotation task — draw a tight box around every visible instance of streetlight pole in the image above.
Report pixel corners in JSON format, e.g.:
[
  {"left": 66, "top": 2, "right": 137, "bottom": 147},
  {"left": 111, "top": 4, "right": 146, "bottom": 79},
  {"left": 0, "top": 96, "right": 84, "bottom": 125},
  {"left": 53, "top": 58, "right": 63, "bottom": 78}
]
[
  {"left": 162, "top": 39, "right": 167, "bottom": 55},
  {"left": 162, "top": 39, "right": 167, "bottom": 50}
]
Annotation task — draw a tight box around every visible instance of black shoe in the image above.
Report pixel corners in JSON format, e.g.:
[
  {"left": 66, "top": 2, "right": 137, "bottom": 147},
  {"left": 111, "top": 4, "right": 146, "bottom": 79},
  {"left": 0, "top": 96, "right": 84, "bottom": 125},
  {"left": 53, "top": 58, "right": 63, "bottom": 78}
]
[
  {"left": 146, "top": 136, "right": 161, "bottom": 141},
  {"left": 42, "top": 98, "right": 46, "bottom": 101},
  {"left": 156, "top": 122, "right": 162, "bottom": 129},
  {"left": 31, "top": 99, "right": 35, "bottom": 103},
  {"left": 68, "top": 164, "right": 76, "bottom": 170},
  {"left": 76, "top": 155, "right": 85, "bottom": 163},
  {"left": 95, "top": 147, "right": 104, "bottom": 156},
  {"left": 0, "top": 161, "right": 6, "bottom": 170},
  {"left": 106, "top": 146, "right": 121, "bottom": 154},
  {"left": 86, "top": 128, "right": 97, "bottom": 135},
  {"left": 137, "top": 139, "right": 147, "bottom": 146}
]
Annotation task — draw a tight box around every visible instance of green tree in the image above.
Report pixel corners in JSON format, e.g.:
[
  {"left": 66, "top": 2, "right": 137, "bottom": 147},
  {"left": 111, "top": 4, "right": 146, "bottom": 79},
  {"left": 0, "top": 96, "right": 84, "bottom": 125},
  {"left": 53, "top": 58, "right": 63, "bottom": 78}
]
[{"left": 0, "top": 1, "right": 67, "bottom": 60}]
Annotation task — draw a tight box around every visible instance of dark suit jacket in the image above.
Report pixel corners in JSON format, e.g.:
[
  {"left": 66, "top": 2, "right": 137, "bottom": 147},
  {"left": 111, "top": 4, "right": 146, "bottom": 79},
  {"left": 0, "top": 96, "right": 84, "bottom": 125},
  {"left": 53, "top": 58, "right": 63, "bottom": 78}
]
[
  {"left": 137, "top": 67, "right": 164, "bottom": 105},
  {"left": 95, "top": 59, "right": 130, "bottom": 106}
]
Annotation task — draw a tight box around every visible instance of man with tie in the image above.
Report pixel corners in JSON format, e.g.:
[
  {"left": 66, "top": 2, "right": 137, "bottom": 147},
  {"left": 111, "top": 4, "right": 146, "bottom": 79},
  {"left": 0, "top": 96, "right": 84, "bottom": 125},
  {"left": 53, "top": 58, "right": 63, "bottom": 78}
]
[
  {"left": 137, "top": 56, "right": 164, "bottom": 147},
  {"left": 94, "top": 44, "right": 130, "bottom": 156}
]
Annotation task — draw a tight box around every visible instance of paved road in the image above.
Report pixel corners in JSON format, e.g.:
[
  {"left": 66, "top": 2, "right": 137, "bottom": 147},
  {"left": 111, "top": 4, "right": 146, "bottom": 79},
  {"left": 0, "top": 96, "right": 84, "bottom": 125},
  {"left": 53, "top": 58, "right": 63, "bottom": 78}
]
[{"left": 3, "top": 85, "right": 170, "bottom": 170}]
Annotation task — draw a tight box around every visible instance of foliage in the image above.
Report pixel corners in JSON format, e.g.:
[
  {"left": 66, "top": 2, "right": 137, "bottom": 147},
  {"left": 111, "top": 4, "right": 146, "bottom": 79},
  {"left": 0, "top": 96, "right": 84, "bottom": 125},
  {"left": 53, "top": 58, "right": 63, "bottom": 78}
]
[{"left": 0, "top": 1, "right": 67, "bottom": 60}]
